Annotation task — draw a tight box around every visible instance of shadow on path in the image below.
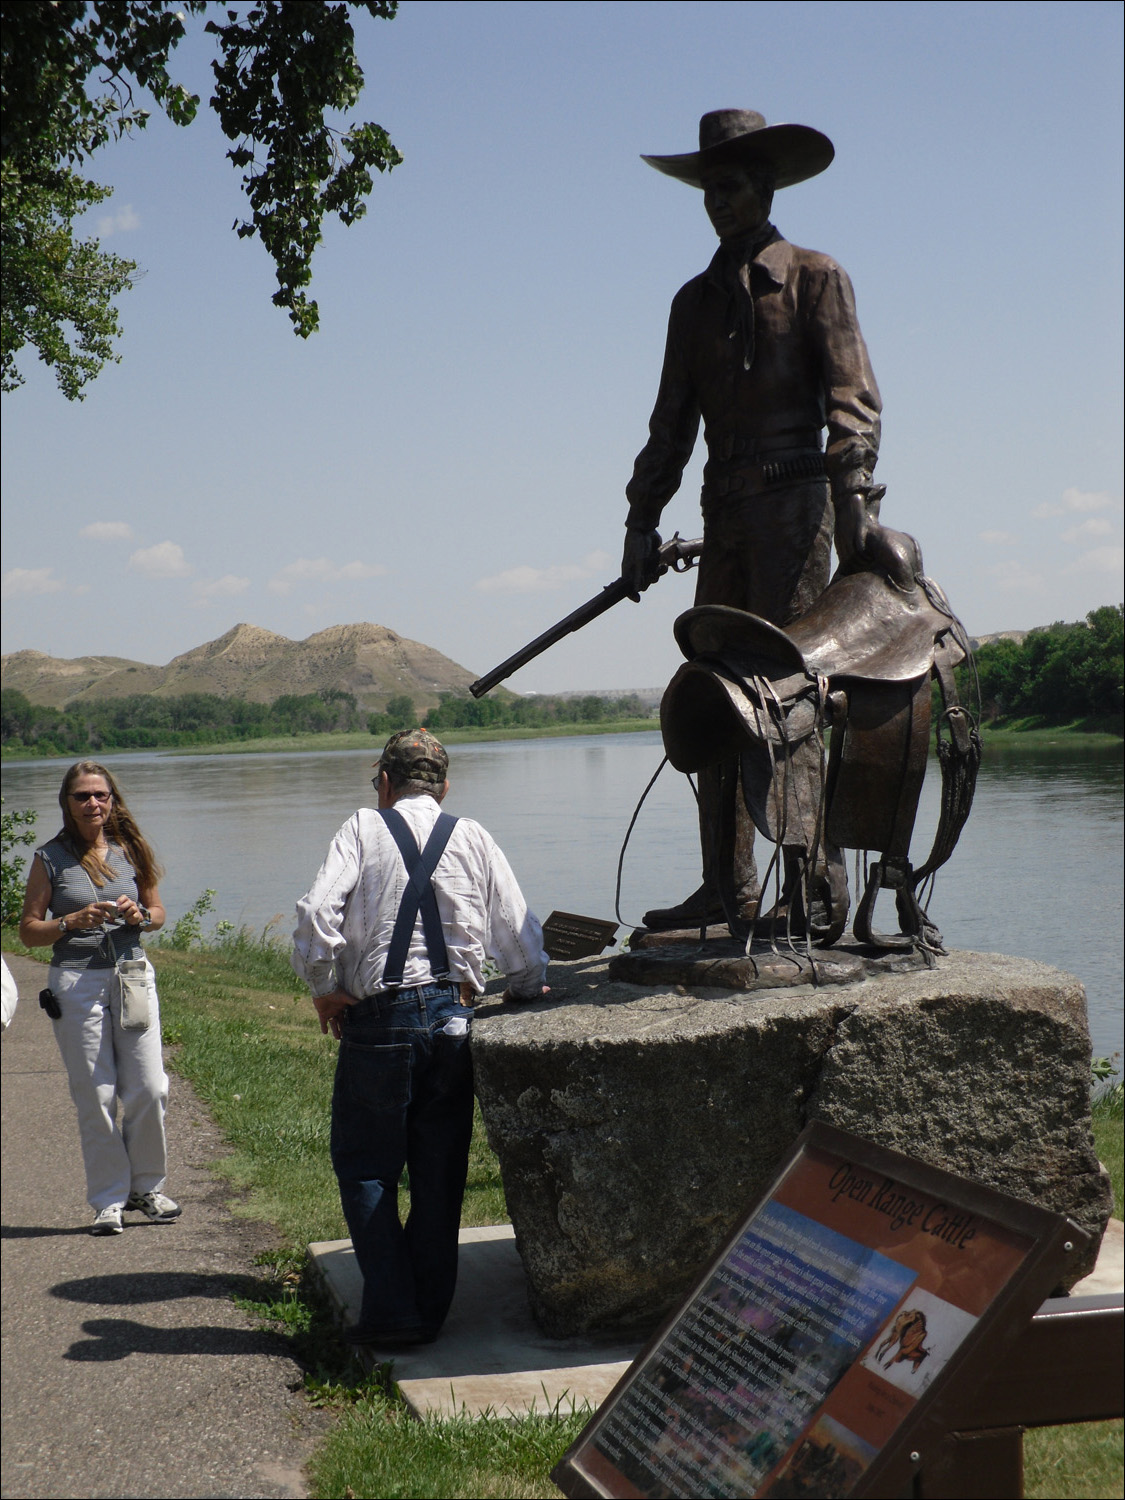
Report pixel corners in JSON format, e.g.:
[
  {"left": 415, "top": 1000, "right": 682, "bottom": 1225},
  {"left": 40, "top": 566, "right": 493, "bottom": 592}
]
[
  {"left": 2, "top": 1222, "right": 95, "bottom": 1239},
  {"left": 51, "top": 1269, "right": 276, "bottom": 1304},
  {"left": 65, "top": 1316, "right": 293, "bottom": 1363}
]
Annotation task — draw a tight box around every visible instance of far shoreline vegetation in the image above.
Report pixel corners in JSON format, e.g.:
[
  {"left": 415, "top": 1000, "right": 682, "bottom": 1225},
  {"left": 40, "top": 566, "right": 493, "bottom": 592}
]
[
  {"left": 2, "top": 604, "right": 1121, "bottom": 762},
  {"left": 1, "top": 716, "right": 1122, "bottom": 765}
]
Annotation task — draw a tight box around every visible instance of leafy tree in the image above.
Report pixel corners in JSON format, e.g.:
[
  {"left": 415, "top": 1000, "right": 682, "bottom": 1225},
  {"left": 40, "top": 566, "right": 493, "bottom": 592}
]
[
  {"left": 1, "top": 689, "right": 35, "bottom": 743},
  {"left": 2, "top": 0, "right": 400, "bottom": 399},
  {"left": 384, "top": 694, "right": 416, "bottom": 728},
  {"left": 965, "top": 604, "right": 1123, "bottom": 724},
  {"left": 1, "top": 802, "right": 38, "bottom": 925}
]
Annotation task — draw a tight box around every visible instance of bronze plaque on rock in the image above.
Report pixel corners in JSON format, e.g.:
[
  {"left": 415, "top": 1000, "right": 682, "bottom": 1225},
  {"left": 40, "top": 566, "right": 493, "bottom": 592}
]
[{"left": 542, "top": 911, "right": 620, "bottom": 961}]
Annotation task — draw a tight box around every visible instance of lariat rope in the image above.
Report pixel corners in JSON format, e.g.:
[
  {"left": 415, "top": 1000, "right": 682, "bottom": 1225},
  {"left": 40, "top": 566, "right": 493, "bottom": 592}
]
[{"left": 614, "top": 754, "right": 670, "bottom": 929}]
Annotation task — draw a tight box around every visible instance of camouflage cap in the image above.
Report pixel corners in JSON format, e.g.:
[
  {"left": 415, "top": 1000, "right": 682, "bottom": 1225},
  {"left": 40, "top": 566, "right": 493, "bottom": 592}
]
[{"left": 375, "top": 727, "right": 449, "bottom": 785}]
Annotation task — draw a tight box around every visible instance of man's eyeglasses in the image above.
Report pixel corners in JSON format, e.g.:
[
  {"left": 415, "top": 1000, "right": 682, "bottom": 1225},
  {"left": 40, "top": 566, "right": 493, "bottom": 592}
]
[{"left": 70, "top": 791, "right": 111, "bottom": 803}]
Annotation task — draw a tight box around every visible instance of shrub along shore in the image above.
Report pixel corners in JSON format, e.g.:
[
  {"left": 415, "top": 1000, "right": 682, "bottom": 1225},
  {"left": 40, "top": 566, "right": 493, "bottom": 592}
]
[
  {"left": 2, "top": 712, "right": 1121, "bottom": 764},
  {"left": 2, "top": 913, "right": 1121, "bottom": 1499}
]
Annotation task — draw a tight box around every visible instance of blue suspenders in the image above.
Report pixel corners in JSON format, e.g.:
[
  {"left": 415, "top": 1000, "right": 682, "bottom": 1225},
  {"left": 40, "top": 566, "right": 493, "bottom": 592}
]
[{"left": 378, "top": 809, "right": 459, "bottom": 988}]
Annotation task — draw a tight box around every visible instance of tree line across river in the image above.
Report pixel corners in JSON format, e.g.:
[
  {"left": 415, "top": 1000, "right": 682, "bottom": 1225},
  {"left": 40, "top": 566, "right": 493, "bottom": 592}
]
[
  {"left": 0, "top": 686, "right": 655, "bottom": 757},
  {"left": 1, "top": 604, "right": 1120, "bottom": 757},
  {"left": 968, "top": 605, "right": 1121, "bottom": 725}
]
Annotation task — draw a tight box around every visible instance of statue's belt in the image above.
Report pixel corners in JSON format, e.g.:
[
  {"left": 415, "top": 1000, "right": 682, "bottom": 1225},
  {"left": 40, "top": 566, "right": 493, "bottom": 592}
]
[{"left": 705, "top": 451, "right": 827, "bottom": 499}]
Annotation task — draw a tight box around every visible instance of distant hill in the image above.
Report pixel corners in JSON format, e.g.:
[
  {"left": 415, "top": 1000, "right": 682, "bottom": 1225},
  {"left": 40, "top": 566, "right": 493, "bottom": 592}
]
[
  {"left": 968, "top": 630, "right": 1028, "bottom": 651},
  {"left": 1, "top": 622, "right": 478, "bottom": 712}
]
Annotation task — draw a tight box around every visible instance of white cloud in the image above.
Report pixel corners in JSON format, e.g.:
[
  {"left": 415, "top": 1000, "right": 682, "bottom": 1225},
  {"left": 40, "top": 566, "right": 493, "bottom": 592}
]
[
  {"left": 267, "top": 557, "right": 387, "bottom": 595},
  {"left": 79, "top": 521, "right": 134, "bottom": 542},
  {"left": 475, "top": 550, "right": 614, "bottom": 595},
  {"left": 986, "top": 560, "right": 1044, "bottom": 591},
  {"left": 1033, "top": 487, "right": 1118, "bottom": 519},
  {"left": 97, "top": 204, "right": 140, "bottom": 237},
  {"left": 128, "top": 541, "right": 193, "bottom": 578},
  {"left": 1063, "top": 545, "right": 1125, "bottom": 576},
  {"left": 1061, "top": 517, "right": 1115, "bottom": 544},
  {"left": 1062, "top": 487, "right": 1117, "bottom": 513},
  {"left": 978, "top": 529, "right": 1017, "bottom": 546},
  {"left": 192, "top": 574, "right": 251, "bottom": 605},
  {"left": 1, "top": 567, "right": 65, "bottom": 598}
]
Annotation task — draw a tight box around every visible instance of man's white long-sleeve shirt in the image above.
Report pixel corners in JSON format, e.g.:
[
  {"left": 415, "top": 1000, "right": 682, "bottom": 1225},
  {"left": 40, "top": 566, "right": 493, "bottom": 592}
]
[{"left": 292, "top": 793, "right": 548, "bottom": 1001}]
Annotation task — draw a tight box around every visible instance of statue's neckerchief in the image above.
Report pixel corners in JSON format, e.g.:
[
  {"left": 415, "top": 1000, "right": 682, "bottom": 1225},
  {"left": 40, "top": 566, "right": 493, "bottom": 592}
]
[{"left": 715, "top": 221, "right": 777, "bottom": 372}]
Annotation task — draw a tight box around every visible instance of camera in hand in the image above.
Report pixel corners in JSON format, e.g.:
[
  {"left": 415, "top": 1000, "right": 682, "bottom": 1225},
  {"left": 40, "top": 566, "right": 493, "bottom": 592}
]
[{"left": 39, "top": 988, "right": 62, "bottom": 1019}]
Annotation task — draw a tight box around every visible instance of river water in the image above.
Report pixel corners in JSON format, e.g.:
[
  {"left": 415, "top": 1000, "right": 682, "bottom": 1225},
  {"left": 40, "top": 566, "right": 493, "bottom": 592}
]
[{"left": 4, "top": 734, "right": 1121, "bottom": 1064}]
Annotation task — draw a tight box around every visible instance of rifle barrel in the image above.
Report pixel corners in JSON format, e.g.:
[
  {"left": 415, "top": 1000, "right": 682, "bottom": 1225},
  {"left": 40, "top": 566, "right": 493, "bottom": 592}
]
[{"left": 469, "top": 578, "right": 629, "bottom": 697}]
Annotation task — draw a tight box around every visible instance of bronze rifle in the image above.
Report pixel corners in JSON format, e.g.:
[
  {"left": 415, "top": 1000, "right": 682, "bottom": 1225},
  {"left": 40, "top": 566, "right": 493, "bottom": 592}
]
[{"left": 469, "top": 534, "right": 703, "bottom": 698}]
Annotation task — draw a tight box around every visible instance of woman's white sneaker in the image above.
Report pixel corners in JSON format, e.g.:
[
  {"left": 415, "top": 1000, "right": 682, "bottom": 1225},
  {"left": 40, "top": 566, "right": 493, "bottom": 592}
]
[
  {"left": 126, "top": 1191, "right": 181, "bottom": 1223},
  {"left": 91, "top": 1206, "right": 123, "bottom": 1235}
]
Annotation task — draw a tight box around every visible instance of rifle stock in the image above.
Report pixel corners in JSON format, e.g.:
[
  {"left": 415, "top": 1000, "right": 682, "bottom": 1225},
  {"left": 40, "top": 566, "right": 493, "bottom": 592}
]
[{"left": 469, "top": 535, "right": 702, "bottom": 698}]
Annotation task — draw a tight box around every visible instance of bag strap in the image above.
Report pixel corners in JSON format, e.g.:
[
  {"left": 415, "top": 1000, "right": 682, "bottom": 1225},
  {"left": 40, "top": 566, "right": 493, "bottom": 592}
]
[
  {"left": 75, "top": 853, "right": 122, "bottom": 964},
  {"left": 378, "top": 809, "right": 459, "bottom": 987}
]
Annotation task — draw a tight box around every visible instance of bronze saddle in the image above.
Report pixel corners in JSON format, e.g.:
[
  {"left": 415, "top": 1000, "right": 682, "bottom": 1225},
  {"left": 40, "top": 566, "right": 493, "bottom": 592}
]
[{"left": 660, "top": 538, "right": 980, "bottom": 951}]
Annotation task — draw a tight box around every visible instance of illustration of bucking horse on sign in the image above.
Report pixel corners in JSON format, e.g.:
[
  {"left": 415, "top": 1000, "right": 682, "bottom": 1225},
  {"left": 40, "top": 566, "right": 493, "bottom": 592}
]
[{"left": 875, "top": 1308, "right": 931, "bottom": 1372}]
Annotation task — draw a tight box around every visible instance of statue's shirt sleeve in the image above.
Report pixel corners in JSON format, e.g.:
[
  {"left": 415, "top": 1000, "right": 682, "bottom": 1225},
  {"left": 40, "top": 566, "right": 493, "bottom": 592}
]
[{"left": 625, "top": 297, "right": 702, "bottom": 529}]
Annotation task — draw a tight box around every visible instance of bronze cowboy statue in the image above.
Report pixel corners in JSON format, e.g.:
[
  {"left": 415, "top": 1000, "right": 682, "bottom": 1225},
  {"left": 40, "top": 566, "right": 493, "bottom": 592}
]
[
  {"left": 471, "top": 109, "right": 980, "bottom": 953},
  {"left": 620, "top": 109, "right": 978, "bottom": 950}
]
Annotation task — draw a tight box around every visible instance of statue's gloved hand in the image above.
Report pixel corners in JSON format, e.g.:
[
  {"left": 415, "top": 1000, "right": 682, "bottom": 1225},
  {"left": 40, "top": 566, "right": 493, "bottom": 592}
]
[
  {"left": 833, "top": 493, "right": 868, "bottom": 567},
  {"left": 621, "top": 527, "right": 663, "bottom": 602},
  {"left": 862, "top": 524, "right": 922, "bottom": 592}
]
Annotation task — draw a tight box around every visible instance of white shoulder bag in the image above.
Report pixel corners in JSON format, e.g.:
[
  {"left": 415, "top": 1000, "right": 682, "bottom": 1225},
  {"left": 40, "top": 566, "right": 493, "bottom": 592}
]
[{"left": 76, "top": 860, "right": 153, "bottom": 1031}]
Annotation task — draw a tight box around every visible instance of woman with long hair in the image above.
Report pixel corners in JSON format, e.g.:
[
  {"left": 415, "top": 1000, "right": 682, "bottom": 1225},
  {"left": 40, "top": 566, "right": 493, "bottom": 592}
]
[{"left": 19, "top": 760, "right": 179, "bottom": 1235}]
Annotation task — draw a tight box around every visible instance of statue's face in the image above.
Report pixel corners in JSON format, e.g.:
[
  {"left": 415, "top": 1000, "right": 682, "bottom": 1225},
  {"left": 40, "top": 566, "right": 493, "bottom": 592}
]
[{"left": 701, "top": 165, "right": 770, "bottom": 240}]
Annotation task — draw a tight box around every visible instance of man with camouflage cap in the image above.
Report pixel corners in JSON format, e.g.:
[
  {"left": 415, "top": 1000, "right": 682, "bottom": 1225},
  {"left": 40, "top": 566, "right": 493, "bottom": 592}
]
[{"left": 293, "top": 728, "right": 548, "bottom": 1347}]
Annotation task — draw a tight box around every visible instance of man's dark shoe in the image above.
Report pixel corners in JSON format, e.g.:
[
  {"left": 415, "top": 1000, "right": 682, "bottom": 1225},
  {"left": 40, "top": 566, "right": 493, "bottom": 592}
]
[{"left": 343, "top": 1323, "right": 437, "bottom": 1349}]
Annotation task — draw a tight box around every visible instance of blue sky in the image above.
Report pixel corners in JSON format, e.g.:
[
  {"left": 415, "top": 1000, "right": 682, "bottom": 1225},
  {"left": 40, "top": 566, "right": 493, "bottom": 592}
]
[{"left": 2, "top": 0, "right": 1122, "bottom": 692}]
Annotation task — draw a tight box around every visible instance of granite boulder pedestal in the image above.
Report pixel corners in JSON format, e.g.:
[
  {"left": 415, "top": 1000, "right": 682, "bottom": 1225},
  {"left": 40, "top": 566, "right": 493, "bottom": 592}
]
[{"left": 472, "top": 949, "right": 1112, "bottom": 1338}]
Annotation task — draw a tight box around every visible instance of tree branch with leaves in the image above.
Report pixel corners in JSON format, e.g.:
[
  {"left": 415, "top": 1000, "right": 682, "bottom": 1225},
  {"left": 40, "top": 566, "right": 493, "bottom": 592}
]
[{"left": 1, "top": 0, "right": 400, "bottom": 399}]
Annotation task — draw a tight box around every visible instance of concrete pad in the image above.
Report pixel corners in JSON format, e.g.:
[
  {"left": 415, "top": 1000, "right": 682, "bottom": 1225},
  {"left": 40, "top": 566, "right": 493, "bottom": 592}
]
[
  {"left": 1072, "top": 1216, "right": 1124, "bottom": 1296},
  {"left": 308, "top": 1225, "right": 639, "bottom": 1417},
  {"left": 309, "top": 1217, "right": 1124, "bottom": 1419}
]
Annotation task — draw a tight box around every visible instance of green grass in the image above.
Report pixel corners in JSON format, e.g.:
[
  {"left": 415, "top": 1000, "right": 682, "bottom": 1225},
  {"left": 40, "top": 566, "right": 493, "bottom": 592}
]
[
  {"left": 980, "top": 717, "right": 1123, "bottom": 749},
  {"left": 1092, "top": 1087, "right": 1124, "bottom": 1216},
  {"left": 4, "top": 926, "right": 1121, "bottom": 1498},
  {"left": 307, "top": 1392, "right": 590, "bottom": 1500},
  {"left": 1026, "top": 1420, "right": 1125, "bottom": 1500}
]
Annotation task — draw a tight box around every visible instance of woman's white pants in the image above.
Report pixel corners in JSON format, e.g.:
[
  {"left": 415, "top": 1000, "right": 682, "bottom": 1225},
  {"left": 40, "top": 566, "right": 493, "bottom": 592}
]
[{"left": 48, "top": 963, "right": 169, "bottom": 1212}]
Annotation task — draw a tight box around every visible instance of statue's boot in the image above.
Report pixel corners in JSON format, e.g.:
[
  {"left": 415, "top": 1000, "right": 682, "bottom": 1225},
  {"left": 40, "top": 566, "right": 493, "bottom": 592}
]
[
  {"left": 642, "top": 884, "right": 728, "bottom": 932},
  {"left": 643, "top": 761, "right": 759, "bottom": 932}
]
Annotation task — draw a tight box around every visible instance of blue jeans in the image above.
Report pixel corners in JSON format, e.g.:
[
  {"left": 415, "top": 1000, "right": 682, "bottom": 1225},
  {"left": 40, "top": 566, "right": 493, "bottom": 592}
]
[{"left": 331, "top": 982, "right": 474, "bottom": 1335}]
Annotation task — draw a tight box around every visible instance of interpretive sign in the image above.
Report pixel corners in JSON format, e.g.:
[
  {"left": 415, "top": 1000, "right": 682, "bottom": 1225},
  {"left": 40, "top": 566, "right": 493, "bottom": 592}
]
[
  {"left": 542, "top": 911, "right": 620, "bottom": 961},
  {"left": 552, "top": 1121, "right": 1087, "bottom": 1499}
]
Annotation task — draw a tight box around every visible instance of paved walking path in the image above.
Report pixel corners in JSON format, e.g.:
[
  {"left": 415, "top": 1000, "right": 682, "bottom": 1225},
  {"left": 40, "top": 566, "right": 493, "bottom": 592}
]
[{"left": 1, "top": 952, "right": 326, "bottom": 1500}]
